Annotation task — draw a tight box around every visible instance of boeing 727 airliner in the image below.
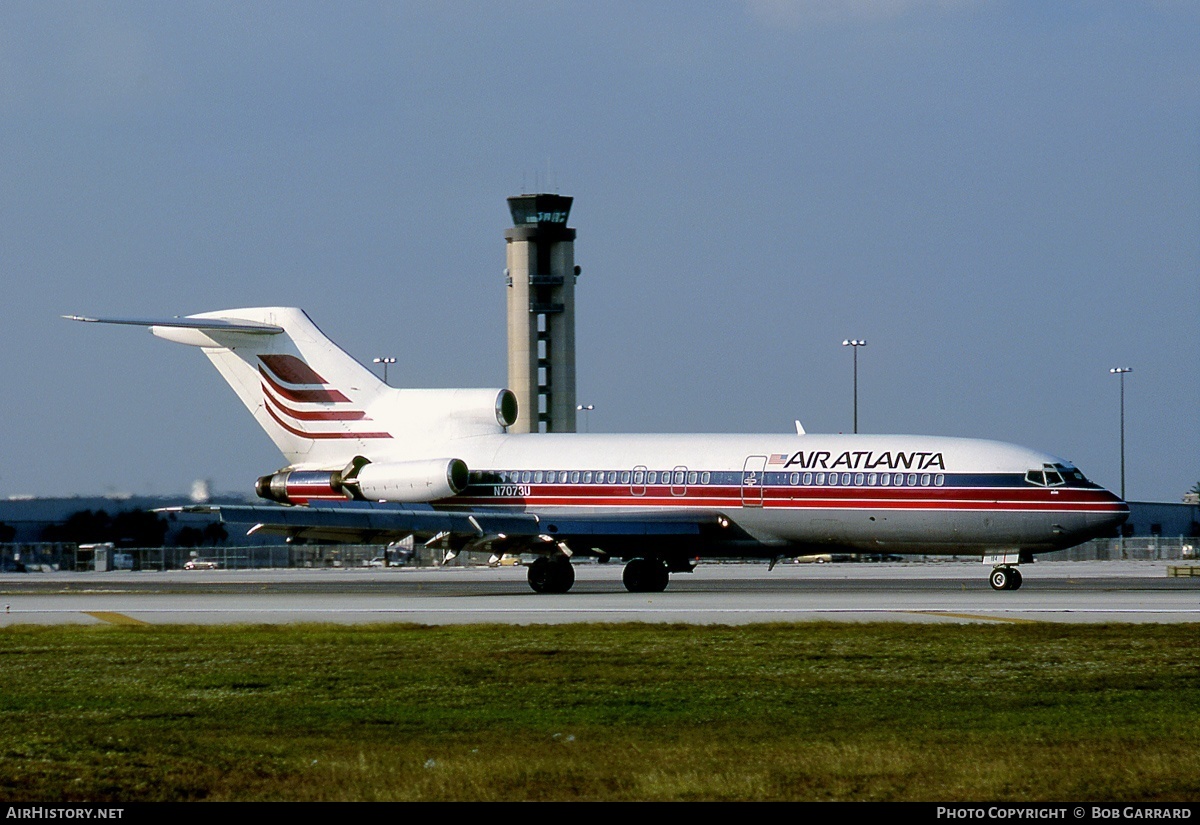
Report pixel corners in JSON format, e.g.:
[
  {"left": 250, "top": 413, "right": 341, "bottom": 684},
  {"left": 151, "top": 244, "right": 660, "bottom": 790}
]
[{"left": 69, "top": 307, "right": 1128, "bottom": 593}]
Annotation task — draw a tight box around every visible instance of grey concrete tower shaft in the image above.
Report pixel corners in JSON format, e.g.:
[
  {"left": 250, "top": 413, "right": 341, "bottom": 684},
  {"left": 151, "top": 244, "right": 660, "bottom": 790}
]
[{"left": 505, "top": 194, "right": 577, "bottom": 433}]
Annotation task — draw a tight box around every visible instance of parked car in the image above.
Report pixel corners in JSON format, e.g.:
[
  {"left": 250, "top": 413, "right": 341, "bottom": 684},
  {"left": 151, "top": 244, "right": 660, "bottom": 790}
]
[
  {"left": 859, "top": 553, "right": 905, "bottom": 563},
  {"left": 184, "top": 559, "right": 219, "bottom": 570}
]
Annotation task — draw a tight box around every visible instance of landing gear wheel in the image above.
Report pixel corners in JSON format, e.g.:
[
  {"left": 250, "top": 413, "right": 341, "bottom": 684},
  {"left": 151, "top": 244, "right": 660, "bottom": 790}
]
[
  {"left": 989, "top": 567, "right": 1021, "bottom": 591},
  {"left": 527, "top": 557, "right": 575, "bottom": 594},
  {"left": 622, "top": 558, "right": 670, "bottom": 593}
]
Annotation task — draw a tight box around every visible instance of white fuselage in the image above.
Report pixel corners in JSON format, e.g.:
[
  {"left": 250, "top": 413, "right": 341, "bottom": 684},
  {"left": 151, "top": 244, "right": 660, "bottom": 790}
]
[{"left": 310, "top": 430, "right": 1129, "bottom": 556}]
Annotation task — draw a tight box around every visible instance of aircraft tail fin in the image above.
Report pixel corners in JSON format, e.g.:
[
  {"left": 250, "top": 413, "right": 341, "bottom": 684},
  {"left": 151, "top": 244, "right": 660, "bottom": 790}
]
[
  {"left": 69, "top": 308, "right": 394, "bottom": 465},
  {"left": 69, "top": 308, "right": 516, "bottom": 468}
]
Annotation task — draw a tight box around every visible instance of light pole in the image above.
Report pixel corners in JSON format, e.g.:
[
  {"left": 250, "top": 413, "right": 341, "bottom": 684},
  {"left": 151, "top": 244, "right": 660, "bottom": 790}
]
[
  {"left": 1109, "top": 367, "right": 1132, "bottom": 500},
  {"left": 576, "top": 404, "right": 594, "bottom": 433},
  {"left": 842, "top": 339, "right": 866, "bottom": 434},
  {"left": 373, "top": 357, "right": 396, "bottom": 385}
]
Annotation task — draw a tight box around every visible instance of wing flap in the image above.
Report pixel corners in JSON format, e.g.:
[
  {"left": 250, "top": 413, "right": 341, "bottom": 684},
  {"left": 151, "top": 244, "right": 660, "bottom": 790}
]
[{"left": 163, "top": 502, "right": 743, "bottom": 550}]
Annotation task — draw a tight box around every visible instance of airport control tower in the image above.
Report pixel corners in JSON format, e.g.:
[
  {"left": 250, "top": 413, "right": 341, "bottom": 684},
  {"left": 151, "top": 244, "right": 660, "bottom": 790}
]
[{"left": 505, "top": 194, "right": 578, "bottom": 433}]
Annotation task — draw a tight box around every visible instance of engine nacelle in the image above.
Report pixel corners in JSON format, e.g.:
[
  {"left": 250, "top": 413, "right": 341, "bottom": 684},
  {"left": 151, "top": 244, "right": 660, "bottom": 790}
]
[
  {"left": 255, "top": 469, "right": 351, "bottom": 505},
  {"left": 372, "top": 388, "right": 519, "bottom": 439},
  {"left": 346, "top": 458, "right": 469, "bottom": 502}
]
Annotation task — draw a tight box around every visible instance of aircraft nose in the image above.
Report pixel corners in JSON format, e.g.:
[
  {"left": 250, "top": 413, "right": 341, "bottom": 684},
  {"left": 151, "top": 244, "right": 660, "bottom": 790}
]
[{"left": 1086, "top": 491, "right": 1130, "bottom": 536}]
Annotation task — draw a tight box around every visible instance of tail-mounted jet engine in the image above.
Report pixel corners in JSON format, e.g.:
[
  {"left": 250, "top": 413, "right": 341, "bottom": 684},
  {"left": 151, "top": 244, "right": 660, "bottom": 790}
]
[
  {"left": 256, "top": 456, "right": 469, "bottom": 505},
  {"left": 254, "top": 465, "right": 358, "bottom": 505},
  {"left": 345, "top": 457, "right": 469, "bottom": 502}
]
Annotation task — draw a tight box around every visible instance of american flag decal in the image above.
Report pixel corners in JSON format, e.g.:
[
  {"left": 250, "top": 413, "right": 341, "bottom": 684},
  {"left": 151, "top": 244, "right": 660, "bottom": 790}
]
[
  {"left": 768, "top": 453, "right": 789, "bottom": 466},
  {"left": 258, "top": 354, "right": 392, "bottom": 440}
]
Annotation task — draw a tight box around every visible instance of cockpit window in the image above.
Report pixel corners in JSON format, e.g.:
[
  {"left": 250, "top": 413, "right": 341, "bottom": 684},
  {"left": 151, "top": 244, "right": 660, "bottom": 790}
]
[
  {"left": 1054, "top": 463, "right": 1087, "bottom": 483},
  {"left": 1026, "top": 463, "right": 1074, "bottom": 487}
]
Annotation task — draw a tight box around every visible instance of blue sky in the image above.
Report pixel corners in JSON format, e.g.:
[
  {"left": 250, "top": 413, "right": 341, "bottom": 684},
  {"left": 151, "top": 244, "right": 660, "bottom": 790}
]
[{"left": 2, "top": 1, "right": 1196, "bottom": 502}]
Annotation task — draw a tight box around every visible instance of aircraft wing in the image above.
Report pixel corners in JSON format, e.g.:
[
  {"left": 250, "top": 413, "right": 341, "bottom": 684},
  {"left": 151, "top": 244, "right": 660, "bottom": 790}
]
[{"left": 165, "top": 500, "right": 744, "bottom": 556}]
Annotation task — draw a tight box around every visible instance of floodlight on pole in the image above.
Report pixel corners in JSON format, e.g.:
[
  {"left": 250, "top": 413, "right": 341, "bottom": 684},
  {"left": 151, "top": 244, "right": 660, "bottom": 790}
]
[
  {"left": 1109, "top": 367, "right": 1132, "bottom": 500},
  {"left": 373, "top": 357, "right": 397, "bottom": 385},
  {"left": 842, "top": 339, "right": 866, "bottom": 434},
  {"left": 576, "top": 404, "right": 594, "bottom": 433}
]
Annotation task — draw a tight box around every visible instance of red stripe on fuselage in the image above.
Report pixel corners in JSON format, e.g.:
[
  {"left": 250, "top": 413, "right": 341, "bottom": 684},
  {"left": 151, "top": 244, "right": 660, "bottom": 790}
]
[{"left": 451, "top": 484, "right": 1126, "bottom": 514}]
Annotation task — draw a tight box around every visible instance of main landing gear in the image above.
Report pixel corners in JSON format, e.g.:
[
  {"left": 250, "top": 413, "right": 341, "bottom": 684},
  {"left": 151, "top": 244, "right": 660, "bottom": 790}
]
[
  {"left": 989, "top": 566, "right": 1023, "bottom": 591},
  {"left": 525, "top": 556, "right": 675, "bottom": 594},
  {"left": 527, "top": 556, "right": 575, "bottom": 594},
  {"left": 621, "top": 558, "right": 670, "bottom": 593}
]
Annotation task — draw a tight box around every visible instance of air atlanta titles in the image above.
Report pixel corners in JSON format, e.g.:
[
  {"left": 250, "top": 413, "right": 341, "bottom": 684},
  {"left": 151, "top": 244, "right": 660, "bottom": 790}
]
[{"left": 781, "top": 449, "right": 946, "bottom": 472}]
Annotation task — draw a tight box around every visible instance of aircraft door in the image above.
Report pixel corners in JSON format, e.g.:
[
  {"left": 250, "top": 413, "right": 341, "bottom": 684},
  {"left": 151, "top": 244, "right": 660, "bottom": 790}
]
[
  {"left": 631, "top": 465, "right": 647, "bottom": 497},
  {"left": 742, "top": 455, "right": 767, "bottom": 507},
  {"left": 671, "top": 465, "right": 688, "bottom": 497}
]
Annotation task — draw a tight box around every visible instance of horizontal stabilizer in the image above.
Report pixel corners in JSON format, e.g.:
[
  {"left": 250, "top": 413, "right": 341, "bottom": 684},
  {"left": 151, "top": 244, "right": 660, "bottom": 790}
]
[{"left": 64, "top": 314, "right": 283, "bottom": 334}]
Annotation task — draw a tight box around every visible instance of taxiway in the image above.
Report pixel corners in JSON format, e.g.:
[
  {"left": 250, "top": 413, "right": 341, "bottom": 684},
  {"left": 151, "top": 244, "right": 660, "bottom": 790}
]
[{"left": 1, "top": 560, "right": 1198, "bottom": 626}]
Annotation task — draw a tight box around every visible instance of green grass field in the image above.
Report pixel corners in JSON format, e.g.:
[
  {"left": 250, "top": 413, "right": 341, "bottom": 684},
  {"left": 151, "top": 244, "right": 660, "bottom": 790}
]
[{"left": 2, "top": 622, "right": 1198, "bottom": 801}]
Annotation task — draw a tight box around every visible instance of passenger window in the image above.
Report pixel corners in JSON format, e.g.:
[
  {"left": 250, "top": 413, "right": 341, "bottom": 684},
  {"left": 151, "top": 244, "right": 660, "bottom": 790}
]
[
  {"left": 880, "top": 473, "right": 890, "bottom": 487},
  {"left": 803, "top": 472, "right": 813, "bottom": 485},
  {"left": 702, "top": 472, "right": 711, "bottom": 484},
  {"left": 854, "top": 473, "right": 865, "bottom": 486},
  {"left": 841, "top": 473, "right": 851, "bottom": 486},
  {"left": 828, "top": 474, "right": 839, "bottom": 486},
  {"left": 935, "top": 474, "right": 944, "bottom": 486},
  {"left": 534, "top": 471, "right": 544, "bottom": 483},
  {"left": 633, "top": 470, "right": 644, "bottom": 484},
  {"left": 867, "top": 473, "right": 877, "bottom": 486},
  {"left": 647, "top": 471, "right": 657, "bottom": 484},
  {"left": 673, "top": 471, "right": 685, "bottom": 485},
  {"left": 570, "top": 471, "right": 580, "bottom": 483},
  {"left": 906, "top": 474, "right": 917, "bottom": 487},
  {"left": 894, "top": 473, "right": 904, "bottom": 486},
  {"left": 688, "top": 472, "right": 698, "bottom": 484},
  {"left": 815, "top": 473, "right": 826, "bottom": 485},
  {"left": 920, "top": 473, "right": 931, "bottom": 486},
  {"left": 583, "top": 471, "right": 593, "bottom": 483},
  {"left": 790, "top": 473, "right": 799, "bottom": 485},
  {"left": 521, "top": 471, "right": 532, "bottom": 483},
  {"left": 620, "top": 471, "right": 631, "bottom": 484}
]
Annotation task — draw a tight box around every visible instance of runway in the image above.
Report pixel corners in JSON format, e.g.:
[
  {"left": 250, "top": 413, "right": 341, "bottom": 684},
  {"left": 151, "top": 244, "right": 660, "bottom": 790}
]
[{"left": 1, "top": 560, "right": 1198, "bottom": 626}]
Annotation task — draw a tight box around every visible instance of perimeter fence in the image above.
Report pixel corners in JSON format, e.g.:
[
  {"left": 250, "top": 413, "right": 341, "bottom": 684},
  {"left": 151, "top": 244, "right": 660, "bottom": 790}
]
[{"left": 0, "top": 537, "right": 1195, "bottom": 572}]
